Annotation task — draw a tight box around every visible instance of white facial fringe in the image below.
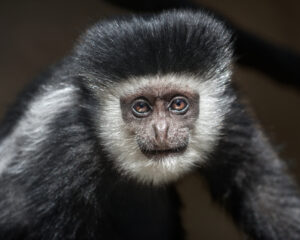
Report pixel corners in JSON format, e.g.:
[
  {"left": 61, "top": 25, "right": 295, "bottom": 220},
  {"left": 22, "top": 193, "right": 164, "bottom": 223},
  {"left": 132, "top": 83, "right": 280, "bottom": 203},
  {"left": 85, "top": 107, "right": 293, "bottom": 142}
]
[{"left": 98, "top": 73, "right": 234, "bottom": 185}]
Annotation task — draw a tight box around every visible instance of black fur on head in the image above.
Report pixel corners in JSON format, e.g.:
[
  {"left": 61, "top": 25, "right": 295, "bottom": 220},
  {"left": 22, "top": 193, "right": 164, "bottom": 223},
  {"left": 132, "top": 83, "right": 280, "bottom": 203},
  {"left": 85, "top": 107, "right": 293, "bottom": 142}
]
[{"left": 72, "top": 10, "right": 233, "bottom": 83}]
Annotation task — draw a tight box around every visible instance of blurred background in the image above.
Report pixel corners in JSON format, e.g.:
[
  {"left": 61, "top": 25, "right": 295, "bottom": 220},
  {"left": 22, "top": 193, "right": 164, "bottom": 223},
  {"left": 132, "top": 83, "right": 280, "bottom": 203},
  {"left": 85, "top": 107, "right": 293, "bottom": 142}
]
[{"left": 0, "top": 0, "right": 299, "bottom": 239}]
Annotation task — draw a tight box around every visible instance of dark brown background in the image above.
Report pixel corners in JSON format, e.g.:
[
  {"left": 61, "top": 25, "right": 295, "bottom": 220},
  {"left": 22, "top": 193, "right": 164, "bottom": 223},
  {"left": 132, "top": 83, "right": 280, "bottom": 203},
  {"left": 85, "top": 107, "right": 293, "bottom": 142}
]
[{"left": 0, "top": 0, "right": 299, "bottom": 239}]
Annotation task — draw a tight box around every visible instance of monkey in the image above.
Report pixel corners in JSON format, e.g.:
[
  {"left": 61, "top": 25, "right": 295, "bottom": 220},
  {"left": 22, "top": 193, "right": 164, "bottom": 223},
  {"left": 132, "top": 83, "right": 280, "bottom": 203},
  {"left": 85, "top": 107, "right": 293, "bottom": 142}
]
[{"left": 0, "top": 9, "right": 300, "bottom": 240}]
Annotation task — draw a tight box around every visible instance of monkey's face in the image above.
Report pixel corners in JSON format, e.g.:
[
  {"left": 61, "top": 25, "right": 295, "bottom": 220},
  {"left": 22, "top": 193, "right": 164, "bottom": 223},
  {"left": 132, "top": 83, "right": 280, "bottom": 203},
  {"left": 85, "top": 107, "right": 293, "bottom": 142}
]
[
  {"left": 120, "top": 85, "right": 199, "bottom": 160},
  {"left": 97, "top": 74, "right": 232, "bottom": 185}
]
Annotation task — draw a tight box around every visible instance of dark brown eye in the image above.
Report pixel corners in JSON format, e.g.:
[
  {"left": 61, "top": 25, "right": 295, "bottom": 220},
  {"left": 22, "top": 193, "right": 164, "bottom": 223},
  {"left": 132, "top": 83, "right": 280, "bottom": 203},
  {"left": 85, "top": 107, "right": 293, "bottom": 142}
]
[
  {"left": 132, "top": 100, "right": 152, "bottom": 117},
  {"left": 169, "top": 97, "right": 189, "bottom": 114}
]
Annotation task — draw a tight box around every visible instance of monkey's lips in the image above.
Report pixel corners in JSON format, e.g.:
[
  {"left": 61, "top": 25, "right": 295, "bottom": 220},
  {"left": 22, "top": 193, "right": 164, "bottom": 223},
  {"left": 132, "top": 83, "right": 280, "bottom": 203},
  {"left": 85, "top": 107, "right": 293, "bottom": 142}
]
[{"left": 140, "top": 146, "right": 187, "bottom": 159}]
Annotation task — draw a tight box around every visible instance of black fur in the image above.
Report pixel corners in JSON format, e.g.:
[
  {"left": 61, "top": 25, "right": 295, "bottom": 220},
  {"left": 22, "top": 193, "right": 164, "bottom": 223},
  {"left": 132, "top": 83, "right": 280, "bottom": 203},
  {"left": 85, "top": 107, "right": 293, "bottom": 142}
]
[
  {"left": 201, "top": 87, "right": 300, "bottom": 239},
  {"left": 73, "top": 10, "right": 232, "bottom": 81},
  {"left": 0, "top": 9, "right": 299, "bottom": 240}
]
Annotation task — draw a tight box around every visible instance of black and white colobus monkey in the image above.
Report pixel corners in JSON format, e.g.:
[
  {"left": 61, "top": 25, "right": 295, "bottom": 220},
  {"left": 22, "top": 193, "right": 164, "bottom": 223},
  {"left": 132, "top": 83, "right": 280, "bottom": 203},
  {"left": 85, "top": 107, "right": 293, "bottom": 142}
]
[{"left": 0, "top": 9, "right": 300, "bottom": 240}]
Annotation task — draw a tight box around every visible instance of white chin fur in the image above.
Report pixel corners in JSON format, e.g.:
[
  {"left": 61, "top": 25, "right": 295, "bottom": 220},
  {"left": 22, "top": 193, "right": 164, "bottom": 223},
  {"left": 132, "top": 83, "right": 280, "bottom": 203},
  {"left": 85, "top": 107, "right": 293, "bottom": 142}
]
[{"left": 97, "top": 74, "right": 233, "bottom": 185}]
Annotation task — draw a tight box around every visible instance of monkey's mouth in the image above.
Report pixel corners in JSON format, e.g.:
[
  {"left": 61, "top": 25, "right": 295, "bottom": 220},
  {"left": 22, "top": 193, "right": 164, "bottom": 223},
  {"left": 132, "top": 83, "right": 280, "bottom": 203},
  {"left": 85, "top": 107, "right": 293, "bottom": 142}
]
[{"left": 140, "top": 146, "right": 187, "bottom": 159}]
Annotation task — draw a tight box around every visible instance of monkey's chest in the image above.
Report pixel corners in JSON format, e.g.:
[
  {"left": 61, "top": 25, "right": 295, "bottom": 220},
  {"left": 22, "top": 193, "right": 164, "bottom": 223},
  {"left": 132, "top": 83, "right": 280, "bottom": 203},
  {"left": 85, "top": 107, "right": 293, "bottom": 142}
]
[{"left": 102, "top": 186, "right": 183, "bottom": 240}]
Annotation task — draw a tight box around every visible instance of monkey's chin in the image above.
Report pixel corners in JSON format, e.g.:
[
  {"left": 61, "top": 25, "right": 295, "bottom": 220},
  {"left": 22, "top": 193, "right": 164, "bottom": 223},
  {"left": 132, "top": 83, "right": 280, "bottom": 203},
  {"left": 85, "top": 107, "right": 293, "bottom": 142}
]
[{"left": 140, "top": 146, "right": 187, "bottom": 160}]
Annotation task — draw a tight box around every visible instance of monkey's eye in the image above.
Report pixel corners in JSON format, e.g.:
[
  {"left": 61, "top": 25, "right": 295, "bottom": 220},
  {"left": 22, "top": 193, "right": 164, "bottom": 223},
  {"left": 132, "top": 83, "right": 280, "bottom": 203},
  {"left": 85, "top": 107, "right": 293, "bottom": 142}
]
[
  {"left": 132, "top": 100, "right": 152, "bottom": 117},
  {"left": 169, "top": 97, "right": 189, "bottom": 114}
]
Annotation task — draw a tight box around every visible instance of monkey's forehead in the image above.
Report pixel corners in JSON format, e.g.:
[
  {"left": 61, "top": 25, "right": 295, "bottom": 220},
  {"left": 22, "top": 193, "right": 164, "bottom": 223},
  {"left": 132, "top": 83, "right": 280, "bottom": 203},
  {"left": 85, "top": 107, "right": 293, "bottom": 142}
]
[
  {"left": 111, "top": 75, "right": 200, "bottom": 98},
  {"left": 97, "top": 73, "right": 230, "bottom": 101},
  {"left": 73, "top": 10, "right": 233, "bottom": 82}
]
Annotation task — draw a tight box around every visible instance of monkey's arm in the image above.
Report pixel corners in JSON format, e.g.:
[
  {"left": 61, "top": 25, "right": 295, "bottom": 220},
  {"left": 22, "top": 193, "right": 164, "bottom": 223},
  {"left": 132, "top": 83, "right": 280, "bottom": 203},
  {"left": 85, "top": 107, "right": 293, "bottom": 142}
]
[{"left": 201, "top": 90, "right": 300, "bottom": 240}]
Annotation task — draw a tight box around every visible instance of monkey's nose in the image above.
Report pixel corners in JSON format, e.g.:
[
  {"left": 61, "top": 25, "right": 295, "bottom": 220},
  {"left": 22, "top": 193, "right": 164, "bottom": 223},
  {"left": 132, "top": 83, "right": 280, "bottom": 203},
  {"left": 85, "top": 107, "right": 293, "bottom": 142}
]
[{"left": 152, "top": 121, "right": 169, "bottom": 146}]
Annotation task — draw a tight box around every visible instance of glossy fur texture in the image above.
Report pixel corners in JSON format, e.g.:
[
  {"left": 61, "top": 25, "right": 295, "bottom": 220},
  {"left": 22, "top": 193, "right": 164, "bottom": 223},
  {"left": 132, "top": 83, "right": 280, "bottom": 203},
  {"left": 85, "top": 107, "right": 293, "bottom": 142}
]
[{"left": 0, "top": 9, "right": 299, "bottom": 240}]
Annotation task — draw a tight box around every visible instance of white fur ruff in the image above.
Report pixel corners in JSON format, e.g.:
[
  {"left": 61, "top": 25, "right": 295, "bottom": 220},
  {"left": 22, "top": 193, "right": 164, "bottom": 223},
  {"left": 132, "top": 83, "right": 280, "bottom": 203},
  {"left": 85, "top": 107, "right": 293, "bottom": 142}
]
[{"left": 98, "top": 74, "right": 233, "bottom": 185}]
